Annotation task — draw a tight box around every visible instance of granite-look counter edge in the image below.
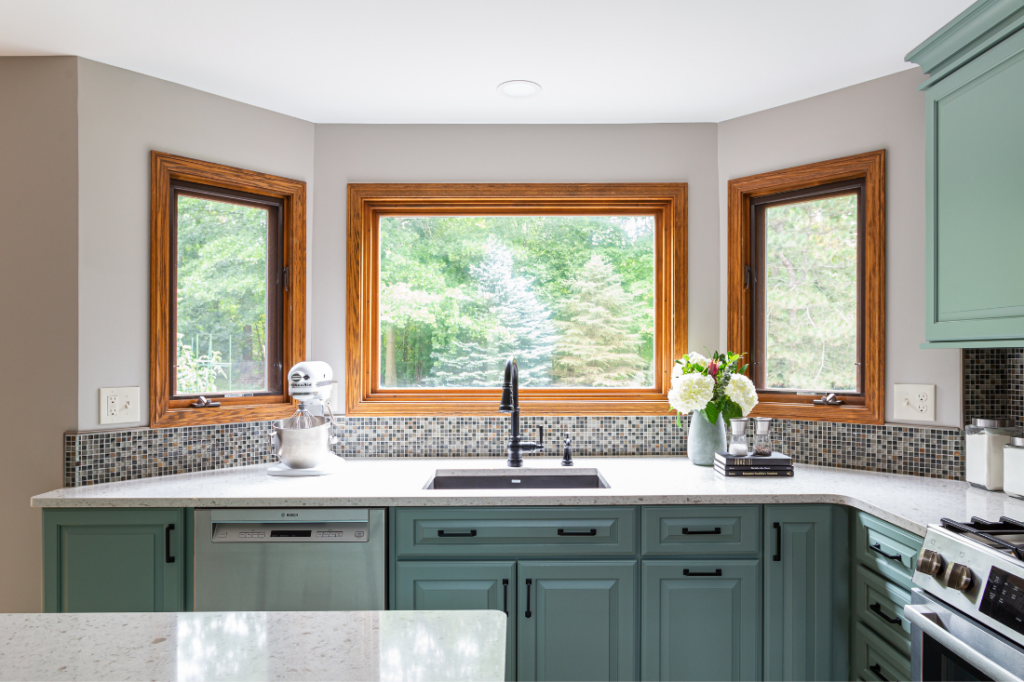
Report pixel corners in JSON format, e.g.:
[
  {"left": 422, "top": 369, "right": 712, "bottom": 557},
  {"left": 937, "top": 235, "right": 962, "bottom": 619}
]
[{"left": 31, "top": 456, "right": 1024, "bottom": 537}]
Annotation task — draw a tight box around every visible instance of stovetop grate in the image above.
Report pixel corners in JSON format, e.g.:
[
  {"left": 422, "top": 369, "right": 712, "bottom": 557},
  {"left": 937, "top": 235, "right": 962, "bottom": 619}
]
[{"left": 940, "top": 516, "right": 1024, "bottom": 562}]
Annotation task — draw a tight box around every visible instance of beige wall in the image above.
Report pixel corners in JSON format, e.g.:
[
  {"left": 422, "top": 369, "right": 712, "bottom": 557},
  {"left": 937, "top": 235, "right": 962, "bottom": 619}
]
[
  {"left": 76, "top": 59, "right": 316, "bottom": 429},
  {"left": 311, "top": 124, "right": 721, "bottom": 409},
  {"left": 0, "top": 57, "right": 79, "bottom": 612},
  {"left": 717, "top": 69, "right": 962, "bottom": 427}
]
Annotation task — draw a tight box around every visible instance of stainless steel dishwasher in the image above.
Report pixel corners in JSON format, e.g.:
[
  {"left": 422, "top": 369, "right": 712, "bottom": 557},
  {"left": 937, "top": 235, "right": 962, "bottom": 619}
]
[{"left": 193, "top": 508, "right": 385, "bottom": 611}]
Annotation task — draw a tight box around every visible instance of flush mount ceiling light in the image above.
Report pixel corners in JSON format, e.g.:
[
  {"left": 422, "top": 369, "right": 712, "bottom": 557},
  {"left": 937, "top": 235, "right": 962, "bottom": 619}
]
[{"left": 497, "top": 80, "right": 542, "bottom": 98}]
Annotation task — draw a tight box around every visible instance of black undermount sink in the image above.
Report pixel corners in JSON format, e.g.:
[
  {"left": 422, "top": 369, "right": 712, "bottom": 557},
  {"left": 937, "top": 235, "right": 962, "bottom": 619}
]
[{"left": 426, "top": 468, "right": 610, "bottom": 490}]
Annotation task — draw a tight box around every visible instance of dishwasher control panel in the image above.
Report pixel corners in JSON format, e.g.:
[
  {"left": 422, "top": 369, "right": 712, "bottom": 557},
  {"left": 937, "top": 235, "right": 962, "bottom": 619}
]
[{"left": 211, "top": 522, "right": 369, "bottom": 543}]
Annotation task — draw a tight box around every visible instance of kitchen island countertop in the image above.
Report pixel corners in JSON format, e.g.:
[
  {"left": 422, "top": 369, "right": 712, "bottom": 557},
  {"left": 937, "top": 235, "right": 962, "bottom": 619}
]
[
  {"left": 0, "top": 609, "right": 506, "bottom": 682},
  {"left": 31, "top": 456, "right": 1024, "bottom": 536}
]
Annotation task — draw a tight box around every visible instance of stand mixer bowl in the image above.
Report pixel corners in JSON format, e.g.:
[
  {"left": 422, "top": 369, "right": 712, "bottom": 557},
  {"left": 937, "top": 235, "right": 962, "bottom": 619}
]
[{"left": 272, "top": 416, "right": 337, "bottom": 469}]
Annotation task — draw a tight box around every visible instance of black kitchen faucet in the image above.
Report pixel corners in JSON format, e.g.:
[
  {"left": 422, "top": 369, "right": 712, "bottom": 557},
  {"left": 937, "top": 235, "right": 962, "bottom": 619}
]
[{"left": 498, "top": 357, "right": 543, "bottom": 467}]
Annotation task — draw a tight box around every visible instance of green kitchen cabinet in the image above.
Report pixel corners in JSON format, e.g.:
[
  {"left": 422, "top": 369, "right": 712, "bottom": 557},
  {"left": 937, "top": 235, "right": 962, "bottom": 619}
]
[
  {"left": 640, "top": 559, "right": 761, "bottom": 682},
  {"left": 395, "top": 561, "right": 517, "bottom": 681},
  {"left": 907, "top": 1, "right": 1024, "bottom": 346},
  {"left": 764, "top": 505, "right": 848, "bottom": 682},
  {"left": 43, "top": 508, "right": 184, "bottom": 613},
  {"left": 517, "top": 561, "right": 636, "bottom": 682}
]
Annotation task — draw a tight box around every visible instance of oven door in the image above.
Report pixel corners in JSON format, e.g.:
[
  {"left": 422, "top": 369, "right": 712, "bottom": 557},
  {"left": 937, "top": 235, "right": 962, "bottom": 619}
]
[{"left": 907, "top": 590, "right": 1024, "bottom": 682}]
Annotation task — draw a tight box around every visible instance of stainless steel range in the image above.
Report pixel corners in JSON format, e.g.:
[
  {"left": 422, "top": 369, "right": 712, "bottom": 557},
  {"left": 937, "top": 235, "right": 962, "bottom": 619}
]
[{"left": 909, "top": 516, "right": 1024, "bottom": 681}]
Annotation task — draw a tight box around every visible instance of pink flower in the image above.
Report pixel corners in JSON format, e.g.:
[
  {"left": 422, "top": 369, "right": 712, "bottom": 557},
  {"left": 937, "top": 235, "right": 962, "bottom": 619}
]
[{"left": 708, "top": 361, "right": 719, "bottom": 379}]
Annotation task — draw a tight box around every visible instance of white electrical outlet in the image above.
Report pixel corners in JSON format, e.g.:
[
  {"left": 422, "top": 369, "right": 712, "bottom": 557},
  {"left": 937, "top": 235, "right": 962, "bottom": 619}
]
[
  {"left": 893, "top": 383, "right": 935, "bottom": 422},
  {"left": 99, "top": 387, "right": 140, "bottom": 425}
]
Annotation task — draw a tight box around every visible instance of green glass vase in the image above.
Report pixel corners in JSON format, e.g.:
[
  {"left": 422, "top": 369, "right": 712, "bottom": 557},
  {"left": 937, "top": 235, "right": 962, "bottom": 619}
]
[{"left": 687, "top": 409, "right": 726, "bottom": 466}]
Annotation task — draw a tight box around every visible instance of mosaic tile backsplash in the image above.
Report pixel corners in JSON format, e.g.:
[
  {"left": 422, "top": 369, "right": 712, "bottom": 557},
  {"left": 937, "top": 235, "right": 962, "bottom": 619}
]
[
  {"left": 65, "top": 413, "right": 965, "bottom": 487},
  {"left": 963, "top": 347, "right": 1024, "bottom": 428}
]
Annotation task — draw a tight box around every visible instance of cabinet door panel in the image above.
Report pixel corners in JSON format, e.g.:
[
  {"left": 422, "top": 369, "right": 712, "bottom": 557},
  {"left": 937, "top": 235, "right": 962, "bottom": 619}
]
[
  {"left": 395, "top": 561, "right": 516, "bottom": 681},
  {"left": 641, "top": 560, "right": 761, "bottom": 681},
  {"left": 518, "top": 561, "right": 636, "bottom": 682},
  {"left": 926, "top": 28, "right": 1024, "bottom": 343},
  {"left": 764, "top": 505, "right": 838, "bottom": 682},
  {"left": 43, "top": 508, "right": 184, "bottom": 613}
]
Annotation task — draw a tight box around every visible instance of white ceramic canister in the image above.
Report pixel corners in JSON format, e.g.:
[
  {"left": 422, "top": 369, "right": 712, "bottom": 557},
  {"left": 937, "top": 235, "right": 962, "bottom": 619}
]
[
  {"left": 965, "top": 418, "right": 1021, "bottom": 491},
  {"left": 1004, "top": 437, "right": 1024, "bottom": 500}
]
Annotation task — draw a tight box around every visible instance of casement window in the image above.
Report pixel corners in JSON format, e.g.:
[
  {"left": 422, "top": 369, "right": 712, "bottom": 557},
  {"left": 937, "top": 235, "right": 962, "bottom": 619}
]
[
  {"left": 727, "top": 151, "right": 885, "bottom": 424},
  {"left": 150, "top": 152, "right": 306, "bottom": 427},
  {"left": 346, "top": 183, "right": 687, "bottom": 415}
]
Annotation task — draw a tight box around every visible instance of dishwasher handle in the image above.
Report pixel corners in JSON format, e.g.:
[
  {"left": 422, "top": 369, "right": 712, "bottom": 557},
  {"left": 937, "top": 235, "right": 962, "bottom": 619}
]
[{"left": 904, "top": 604, "right": 1024, "bottom": 682}]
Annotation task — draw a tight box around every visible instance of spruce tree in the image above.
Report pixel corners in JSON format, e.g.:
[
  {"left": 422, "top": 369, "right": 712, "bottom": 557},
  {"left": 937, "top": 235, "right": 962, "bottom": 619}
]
[
  {"left": 429, "top": 240, "right": 556, "bottom": 386},
  {"left": 552, "top": 254, "right": 647, "bottom": 387}
]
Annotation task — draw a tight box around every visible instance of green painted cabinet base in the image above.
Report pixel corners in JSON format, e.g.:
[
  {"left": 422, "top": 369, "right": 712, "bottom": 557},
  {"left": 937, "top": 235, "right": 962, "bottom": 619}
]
[
  {"left": 517, "top": 561, "right": 636, "bottom": 682},
  {"left": 764, "top": 505, "right": 848, "bottom": 682},
  {"left": 395, "top": 561, "right": 516, "bottom": 681},
  {"left": 43, "top": 508, "right": 184, "bottom": 613},
  {"left": 641, "top": 559, "right": 761, "bottom": 681}
]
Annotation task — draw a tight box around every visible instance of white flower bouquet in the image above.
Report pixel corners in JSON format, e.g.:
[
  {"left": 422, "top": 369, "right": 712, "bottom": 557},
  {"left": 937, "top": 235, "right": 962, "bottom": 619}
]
[{"left": 668, "top": 350, "right": 758, "bottom": 427}]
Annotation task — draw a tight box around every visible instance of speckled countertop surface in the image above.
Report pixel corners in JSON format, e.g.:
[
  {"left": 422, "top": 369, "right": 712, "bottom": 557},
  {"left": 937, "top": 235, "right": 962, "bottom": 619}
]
[
  {"left": 32, "top": 456, "right": 1024, "bottom": 536},
  {"left": 31, "top": 456, "right": 1024, "bottom": 536},
  {"left": 0, "top": 610, "right": 506, "bottom": 682}
]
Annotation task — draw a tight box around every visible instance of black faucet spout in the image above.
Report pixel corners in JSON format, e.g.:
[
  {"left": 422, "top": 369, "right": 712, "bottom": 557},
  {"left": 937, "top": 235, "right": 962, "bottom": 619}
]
[{"left": 499, "top": 357, "right": 543, "bottom": 467}]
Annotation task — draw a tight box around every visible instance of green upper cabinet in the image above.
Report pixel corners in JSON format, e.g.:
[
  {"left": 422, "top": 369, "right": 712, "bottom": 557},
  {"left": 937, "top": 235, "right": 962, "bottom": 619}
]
[
  {"left": 395, "top": 561, "right": 516, "bottom": 681},
  {"left": 43, "top": 508, "right": 184, "bottom": 613},
  {"left": 907, "top": 0, "right": 1024, "bottom": 347},
  {"left": 640, "top": 559, "right": 761, "bottom": 682},
  {"left": 517, "top": 561, "right": 636, "bottom": 682},
  {"left": 763, "top": 505, "right": 848, "bottom": 682}
]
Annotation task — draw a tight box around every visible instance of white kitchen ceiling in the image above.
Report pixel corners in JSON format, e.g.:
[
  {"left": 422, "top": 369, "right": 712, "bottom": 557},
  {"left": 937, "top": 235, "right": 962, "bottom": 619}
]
[{"left": 0, "top": 0, "right": 974, "bottom": 124}]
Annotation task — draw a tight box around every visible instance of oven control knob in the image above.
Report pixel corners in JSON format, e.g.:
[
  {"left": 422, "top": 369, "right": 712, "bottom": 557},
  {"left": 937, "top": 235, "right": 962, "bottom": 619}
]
[
  {"left": 947, "top": 563, "right": 973, "bottom": 592},
  {"left": 916, "top": 549, "right": 944, "bottom": 576}
]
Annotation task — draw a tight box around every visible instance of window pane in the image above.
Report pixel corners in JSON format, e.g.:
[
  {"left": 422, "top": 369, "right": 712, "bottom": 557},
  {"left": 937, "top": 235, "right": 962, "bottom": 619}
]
[
  {"left": 175, "top": 195, "right": 269, "bottom": 395},
  {"left": 379, "top": 216, "right": 655, "bottom": 388},
  {"left": 763, "top": 194, "right": 858, "bottom": 392}
]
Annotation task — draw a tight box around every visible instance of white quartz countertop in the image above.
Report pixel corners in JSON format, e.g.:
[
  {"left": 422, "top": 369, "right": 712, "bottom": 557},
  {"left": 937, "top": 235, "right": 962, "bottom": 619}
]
[
  {"left": 32, "top": 456, "right": 1024, "bottom": 537},
  {"left": 0, "top": 610, "right": 506, "bottom": 682}
]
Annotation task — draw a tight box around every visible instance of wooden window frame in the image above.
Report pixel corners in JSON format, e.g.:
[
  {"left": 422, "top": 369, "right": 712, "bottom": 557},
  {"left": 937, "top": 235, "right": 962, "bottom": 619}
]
[
  {"left": 346, "top": 183, "right": 687, "bottom": 416},
  {"left": 727, "top": 150, "right": 885, "bottom": 424},
  {"left": 150, "top": 151, "right": 306, "bottom": 428}
]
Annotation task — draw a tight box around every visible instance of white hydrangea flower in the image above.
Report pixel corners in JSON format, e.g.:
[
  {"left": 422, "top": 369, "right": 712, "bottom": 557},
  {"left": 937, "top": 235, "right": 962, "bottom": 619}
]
[
  {"left": 725, "top": 374, "right": 758, "bottom": 416},
  {"left": 686, "top": 352, "right": 710, "bottom": 369},
  {"left": 671, "top": 362, "right": 685, "bottom": 381},
  {"left": 668, "top": 373, "right": 715, "bottom": 414}
]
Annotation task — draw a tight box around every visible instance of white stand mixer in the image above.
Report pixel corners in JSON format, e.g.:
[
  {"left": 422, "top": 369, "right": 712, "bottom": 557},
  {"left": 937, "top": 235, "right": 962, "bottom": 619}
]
[{"left": 267, "top": 361, "right": 343, "bottom": 477}]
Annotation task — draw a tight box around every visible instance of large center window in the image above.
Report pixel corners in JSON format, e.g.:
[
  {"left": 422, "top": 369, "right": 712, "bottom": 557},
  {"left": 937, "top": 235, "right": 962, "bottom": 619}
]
[
  {"left": 346, "top": 184, "right": 687, "bottom": 415},
  {"left": 379, "top": 215, "right": 655, "bottom": 389}
]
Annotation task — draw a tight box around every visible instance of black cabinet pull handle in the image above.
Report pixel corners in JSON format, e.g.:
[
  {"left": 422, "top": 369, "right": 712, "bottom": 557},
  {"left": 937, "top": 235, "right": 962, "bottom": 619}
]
[
  {"left": 773, "top": 522, "right": 781, "bottom": 561},
  {"left": 525, "top": 579, "right": 532, "bottom": 618},
  {"left": 437, "top": 529, "right": 477, "bottom": 537},
  {"left": 557, "top": 528, "right": 597, "bottom": 536},
  {"left": 870, "top": 602, "right": 902, "bottom": 625},
  {"left": 165, "top": 524, "right": 175, "bottom": 564},
  {"left": 869, "top": 663, "right": 890, "bottom": 682},
  {"left": 870, "top": 543, "right": 902, "bottom": 562},
  {"left": 683, "top": 569, "right": 722, "bottom": 577},
  {"left": 502, "top": 579, "right": 509, "bottom": 617},
  {"left": 682, "top": 527, "right": 721, "bottom": 535}
]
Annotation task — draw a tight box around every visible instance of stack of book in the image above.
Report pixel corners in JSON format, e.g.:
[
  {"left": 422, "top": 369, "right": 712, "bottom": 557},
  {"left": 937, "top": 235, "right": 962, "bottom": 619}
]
[{"left": 714, "top": 451, "right": 793, "bottom": 477}]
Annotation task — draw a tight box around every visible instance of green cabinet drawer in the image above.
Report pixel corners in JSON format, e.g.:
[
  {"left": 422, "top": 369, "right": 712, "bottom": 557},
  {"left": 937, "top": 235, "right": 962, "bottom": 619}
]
[
  {"left": 854, "top": 513, "right": 922, "bottom": 590},
  {"left": 517, "top": 560, "right": 636, "bottom": 682},
  {"left": 852, "top": 621, "right": 911, "bottom": 682},
  {"left": 395, "top": 561, "right": 516, "bottom": 681},
  {"left": 640, "top": 559, "right": 761, "bottom": 681},
  {"left": 395, "top": 507, "right": 636, "bottom": 558},
  {"left": 854, "top": 565, "right": 911, "bottom": 654},
  {"left": 43, "top": 508, "right": 185, "bottom": 613},
  {"left": 641, "top": 505, "right": 760, "bottom": 557}
]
